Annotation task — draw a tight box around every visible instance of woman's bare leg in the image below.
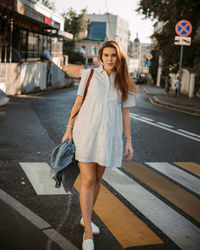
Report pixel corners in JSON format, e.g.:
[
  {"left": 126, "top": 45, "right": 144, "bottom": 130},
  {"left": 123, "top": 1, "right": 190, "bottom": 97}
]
[
  {"left": 93, "top": 164, "right": 106, "bottom": 208},
  {"left": 78, "top": 162, "right": 96, "bottom": 240}
]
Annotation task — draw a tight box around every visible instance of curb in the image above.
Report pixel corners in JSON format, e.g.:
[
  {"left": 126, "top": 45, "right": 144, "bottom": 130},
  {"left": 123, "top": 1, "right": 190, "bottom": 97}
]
[
  {"left": 24, "top": 83, "right": 76, "bottom": 96},
  {"left": 7, "top": 84, "right": 78, "bottom": 99},
  {"left": 141, "top": 86, "right": 150, "bottom": 95},
  {"left": 150, "top": 96, "right": 200, "bottom": 117},
  {"left": 141, "top": 86, "right": 200, "bottom": 117}
]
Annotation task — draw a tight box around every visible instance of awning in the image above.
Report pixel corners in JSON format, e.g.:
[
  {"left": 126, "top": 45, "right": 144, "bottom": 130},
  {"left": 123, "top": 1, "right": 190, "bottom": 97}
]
[
  {"left": 57, "top": 30, "right": 73, "bottom": 40},
  {"left": 0, "top": 3, "right": 59, "bottom": 34}
]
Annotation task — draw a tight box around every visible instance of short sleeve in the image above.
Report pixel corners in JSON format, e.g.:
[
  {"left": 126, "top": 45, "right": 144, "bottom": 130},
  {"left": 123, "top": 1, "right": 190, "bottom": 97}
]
[
  {"left": 77, "top": 69, "right": 91, "bottom": 96},
  {"left": 122, "top": 91, "right": 136, "bottom": 108}
]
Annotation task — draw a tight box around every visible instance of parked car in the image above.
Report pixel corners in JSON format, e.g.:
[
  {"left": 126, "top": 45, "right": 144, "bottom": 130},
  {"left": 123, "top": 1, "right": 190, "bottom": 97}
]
[
  {"left": 130, "top": 73, "right": 139, "bottom": 84},
  {"left": 131, "top": 76, "right": 139, "bottom": 84}
]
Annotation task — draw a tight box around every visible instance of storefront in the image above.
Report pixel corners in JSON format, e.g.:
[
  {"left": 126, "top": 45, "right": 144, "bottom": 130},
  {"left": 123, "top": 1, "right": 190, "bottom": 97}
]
[
  {"left": 0, "top": 0, "right": 72, "bottom": 63},
  {"left": 0, "top": 0, "right": 73, "bottom": 96}
]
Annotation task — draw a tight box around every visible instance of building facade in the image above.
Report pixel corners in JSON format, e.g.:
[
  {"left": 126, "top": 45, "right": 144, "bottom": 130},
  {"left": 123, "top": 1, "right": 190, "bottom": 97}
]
[
  {"left": 87, "top": 13, "right": 129, "bottom": 56},
  {"left": 75, "top": 21, "right": 107, "bottom": 66},
  {"left": 0, "top": 0, "right": 72, "bottom": 66},
  {"left": 128, "top": 34, "right": 151, "bottom": 74},
  {"left": 0, "top": 0, "right": 74, "bottom": 96}
]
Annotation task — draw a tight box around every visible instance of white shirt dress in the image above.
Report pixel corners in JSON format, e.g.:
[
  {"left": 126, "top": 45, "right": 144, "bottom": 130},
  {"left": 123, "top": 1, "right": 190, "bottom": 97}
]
[{"left": 72, "top": 66, "right": 136, "bottom": 168}]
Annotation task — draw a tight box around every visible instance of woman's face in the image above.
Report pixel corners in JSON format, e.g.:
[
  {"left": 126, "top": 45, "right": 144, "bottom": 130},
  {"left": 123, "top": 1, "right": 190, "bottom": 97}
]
[{"left": 102, "top": 47, "right": 117, "bottom": 72}]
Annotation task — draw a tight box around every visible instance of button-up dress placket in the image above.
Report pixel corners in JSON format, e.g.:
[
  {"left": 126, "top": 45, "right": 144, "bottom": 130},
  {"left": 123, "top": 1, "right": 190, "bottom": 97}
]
[
  {"left": 96, "top": 71, "right": 111, "bottom": 164},
  {"left": 72, "top": 66, "right": 136, "bottom": 168}
]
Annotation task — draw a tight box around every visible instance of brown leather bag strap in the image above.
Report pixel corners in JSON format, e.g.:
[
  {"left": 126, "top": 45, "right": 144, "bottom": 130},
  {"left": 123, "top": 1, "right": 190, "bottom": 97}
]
[
  {"left": 71, "top": 68, "right": 94, "bottom": 119},
  {"left": 82, "top": 68, "right": 94, "bottom": 103}
]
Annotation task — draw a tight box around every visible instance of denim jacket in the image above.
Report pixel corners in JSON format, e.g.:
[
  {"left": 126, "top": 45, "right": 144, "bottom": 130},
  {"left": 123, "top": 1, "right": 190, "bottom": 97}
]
[{"left": 50, "top": 139, "right": 79, "bottom": 193}]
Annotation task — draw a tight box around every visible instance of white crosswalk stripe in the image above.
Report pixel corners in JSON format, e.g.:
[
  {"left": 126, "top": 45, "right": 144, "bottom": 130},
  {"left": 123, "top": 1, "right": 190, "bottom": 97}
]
[
  {"left": 146, "top": 162, "right": 200, "bottom": 195},
  {"left": 19, "top": 161, "right": 200, "bottom": 249},
  {"left": 19, "top": 162, "right": 70, "bottom": 195},
  {"left": 103, "top": 167, "right": 200, "bottom": 250}
]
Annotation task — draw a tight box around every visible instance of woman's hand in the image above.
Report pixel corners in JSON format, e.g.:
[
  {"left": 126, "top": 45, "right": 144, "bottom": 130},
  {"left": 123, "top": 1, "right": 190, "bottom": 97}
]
[
  {"left": 125, "top": 140, "right": 134, "bottom": 162},
  {"left": 61, "top": 127, "right": 73, "bottom": 142}
]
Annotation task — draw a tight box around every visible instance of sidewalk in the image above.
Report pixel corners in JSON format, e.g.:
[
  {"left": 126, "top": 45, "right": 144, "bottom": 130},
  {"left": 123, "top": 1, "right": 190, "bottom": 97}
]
[{"left": 141, "top": 84, "right": 200, "bottom": 116}]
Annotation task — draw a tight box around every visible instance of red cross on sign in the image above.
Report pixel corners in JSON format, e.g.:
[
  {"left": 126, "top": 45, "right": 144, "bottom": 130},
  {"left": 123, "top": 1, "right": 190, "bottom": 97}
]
[{"left": 175, "top": 20, "right": 192, "bottom": 37}]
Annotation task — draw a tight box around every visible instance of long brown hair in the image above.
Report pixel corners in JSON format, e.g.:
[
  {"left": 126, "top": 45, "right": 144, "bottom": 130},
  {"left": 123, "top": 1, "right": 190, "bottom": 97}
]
[{"left": 98, "top": 40, "right": 138, "bottom": 103}]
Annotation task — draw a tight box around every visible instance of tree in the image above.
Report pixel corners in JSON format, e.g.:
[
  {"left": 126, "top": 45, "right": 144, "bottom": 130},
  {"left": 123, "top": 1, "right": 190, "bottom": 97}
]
[
  {"left": 62, "top": 8, "right": 87, "bottom": 64},
  {"left": 62, "top": 8, "right": 87, "bottom": 42},
  {"left": 38, "top": 0, "right": 55, "bottom": 10},
  {"left": 136, "top": 0, "right": 200, "bottom": 75}
]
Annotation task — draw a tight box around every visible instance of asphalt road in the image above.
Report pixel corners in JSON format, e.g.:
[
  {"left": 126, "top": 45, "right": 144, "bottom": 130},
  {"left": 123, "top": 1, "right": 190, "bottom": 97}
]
[{"left": 0, "top": 84, "right": 200, "bottom": 250}]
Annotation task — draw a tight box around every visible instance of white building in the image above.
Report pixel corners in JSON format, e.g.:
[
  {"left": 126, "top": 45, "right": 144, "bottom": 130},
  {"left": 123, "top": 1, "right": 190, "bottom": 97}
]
[
  {"left": 128, "top": 34, "right": 151, "bottom": 73},
  {"left": 87, "top": 13, "right": 129, "bottom": 56},
  {"left": 0, "top": 0, "right": 72, "bottom": 66},
  {"left": 0, "top": 0, "right": 74, "bottom": 96}
]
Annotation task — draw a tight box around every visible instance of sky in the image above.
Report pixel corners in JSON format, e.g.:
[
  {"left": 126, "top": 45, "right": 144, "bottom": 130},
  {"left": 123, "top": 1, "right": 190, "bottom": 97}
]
[{"left": 54, "top": 0, "right": 155, "bottom": 43}]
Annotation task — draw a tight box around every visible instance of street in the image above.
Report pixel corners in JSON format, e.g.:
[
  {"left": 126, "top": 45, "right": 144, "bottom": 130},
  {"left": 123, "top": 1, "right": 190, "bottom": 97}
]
[{"left": 0, "top": 85, "right": 200, "bottom": 250}]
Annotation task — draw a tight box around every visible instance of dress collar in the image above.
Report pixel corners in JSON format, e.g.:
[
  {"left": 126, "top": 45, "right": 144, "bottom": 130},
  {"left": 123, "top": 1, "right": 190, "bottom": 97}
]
[
  {"left": 98, "top": 65, "right": 116, "bottom": 77},
  {"left": 98, "top": 65, "right": 104, "bottom": 73}
]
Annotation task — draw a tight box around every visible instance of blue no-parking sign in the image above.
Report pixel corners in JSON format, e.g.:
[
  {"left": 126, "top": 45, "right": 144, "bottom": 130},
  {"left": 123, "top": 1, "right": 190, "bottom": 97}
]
[{"left": 175, "top": 20, "right": 192, "bottom": 37}]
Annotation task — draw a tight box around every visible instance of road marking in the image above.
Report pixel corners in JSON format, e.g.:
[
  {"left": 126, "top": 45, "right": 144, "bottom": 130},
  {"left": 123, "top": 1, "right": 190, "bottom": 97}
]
[
  {"left": 139, "top": 116, "right": 154, "bottom": 122},
  {"left": 157, "top": 122, "right": 174, "bottom": 128},
  {"left": 19, "top": 162, "right": 70, "bottom": 195},
  {"left": 44, "top": 228, "right": 78, "bottom": 250},
  {"left": 74, "top": 175, "right": 163, "bottom": 248},
  {"left": 102, "top": 167, "right": 200, "bottom": 250},
  {"left": 173, "top": 162, "right": 200, "bottom": 177},
  {"left": 177, "top": 129, "right": 200, "bottom": 138},
  {"left": 0, "top": 189, "right": 50, "bottom": 229},
  {"left": 123, "top": 162, "right": 200, "bottom": 223},
  {"left": 0, "top": 189, "right": 78, "bottom": 250},
  {"left": 0, "top": 111, "right": 6, "bottom": 116},
  {"left": 129, "top": 113, "right": 200, "bottom": 142},
  {"left": 146, "top": 162, "right": 200, "bottom": 195}
]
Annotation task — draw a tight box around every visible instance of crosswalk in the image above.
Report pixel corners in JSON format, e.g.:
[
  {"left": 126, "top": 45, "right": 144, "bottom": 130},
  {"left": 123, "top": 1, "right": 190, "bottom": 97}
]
[{"left": 19, "top": 161, "right": 200, "bottom": 250}]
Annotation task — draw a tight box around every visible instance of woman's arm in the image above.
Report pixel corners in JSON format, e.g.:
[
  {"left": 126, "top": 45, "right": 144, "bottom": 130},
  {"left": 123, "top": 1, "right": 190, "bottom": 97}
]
[
  {"left": 122, "top": 107, "right": 134, "bottom": 161},
  {"left": 67, "top": 95, "right": 83, "bottom": 127},
  {"left": 61, "top": 95, "right": 83, "bottom": 142}
]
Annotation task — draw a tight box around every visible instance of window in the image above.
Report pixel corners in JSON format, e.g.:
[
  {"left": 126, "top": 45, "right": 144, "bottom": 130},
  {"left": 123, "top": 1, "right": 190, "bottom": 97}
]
[
  {"left": 33, "top": 33, "right": 39, "bottom": 58},
  {"left": 51, "top": 37, "right": 62, "bottom": 57},
  {"left": 91, "top": 45, "right": 97, "bottom": 56},
  {"left": 28, "top": 32, "right": 39, "bottom": 58},
  {"left": 38, "top": 34, "right": 43, "bottom": 56},
  {"left": 80, "top": 45, "right": 86, "bottom": 56}
]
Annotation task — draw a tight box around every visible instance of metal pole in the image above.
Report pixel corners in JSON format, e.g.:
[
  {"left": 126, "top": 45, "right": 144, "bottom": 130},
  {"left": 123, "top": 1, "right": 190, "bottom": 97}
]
[
  {"left": 9, "top": 18, "right": 14, "bottom": 63},
  {"left": 179, "top": 45, "right": 184, "bottom": 78},
  {"left": 177, "top": 45, "right": 184, "bottom": 103}
]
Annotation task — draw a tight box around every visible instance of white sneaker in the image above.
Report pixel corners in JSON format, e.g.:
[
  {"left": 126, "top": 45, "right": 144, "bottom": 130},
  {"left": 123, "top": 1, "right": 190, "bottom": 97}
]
[
  {"left": 80, "top": 217, "right": 100, "bottom": 235},
  {"left": 82, "top": 232, "right": 94, "bottom": 250}
]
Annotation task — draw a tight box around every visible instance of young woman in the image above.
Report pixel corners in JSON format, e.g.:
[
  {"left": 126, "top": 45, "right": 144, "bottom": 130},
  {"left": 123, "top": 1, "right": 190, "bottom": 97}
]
[{"left": 61, "top": 40, "right": 137, "bottom": 250}]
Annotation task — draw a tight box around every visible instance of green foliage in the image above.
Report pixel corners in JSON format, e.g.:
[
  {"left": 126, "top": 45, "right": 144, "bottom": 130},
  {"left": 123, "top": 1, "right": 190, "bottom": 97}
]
[
  {"left": 62, "top": 8, "right": 87, "bottom": 42},
  {"left": 62, "top": 8, "right": 87, "bottom": 64},
  {"left": 38, "top": 0, "right": 55, "bottom": 10},
  {"left": 63, "top": 41, "right": 85, "bottom": 64},
  {"left": 137, "top": 0, "right": 200, "bottom": 74},
  {"left": 148, "top": 49, "right": 159, "bottom": 83}
]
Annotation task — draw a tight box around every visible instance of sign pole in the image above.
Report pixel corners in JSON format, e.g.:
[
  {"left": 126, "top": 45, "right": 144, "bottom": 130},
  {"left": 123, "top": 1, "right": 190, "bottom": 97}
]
[
  {"left": 175, "top": 19, "right": 192, "bottom": 100},
  {"left": 177, "top": 45, "right": 184, "bottom": 103},
  {"left": 179, "top": 45, "right": 184, "bottom": 78}
]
